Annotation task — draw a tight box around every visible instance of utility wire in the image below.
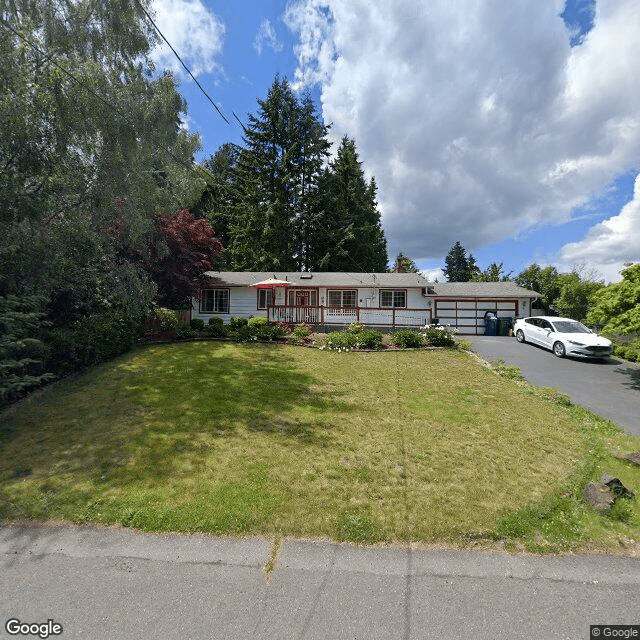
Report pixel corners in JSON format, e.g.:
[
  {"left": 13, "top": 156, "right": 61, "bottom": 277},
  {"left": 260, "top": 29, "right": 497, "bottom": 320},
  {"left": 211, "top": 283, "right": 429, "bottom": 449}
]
[
  {"left": 137, "top": 1, "right": 230, "bottom": 125},
  {"left": 0, "top": 17, "right": 214, "bottom": 183}
]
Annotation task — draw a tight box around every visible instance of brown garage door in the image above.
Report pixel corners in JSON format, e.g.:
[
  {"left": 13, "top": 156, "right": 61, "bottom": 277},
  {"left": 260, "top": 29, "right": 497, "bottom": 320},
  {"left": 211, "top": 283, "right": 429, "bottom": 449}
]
[{"left": 435, "top": 299, "right": 518, "bottom": 335}]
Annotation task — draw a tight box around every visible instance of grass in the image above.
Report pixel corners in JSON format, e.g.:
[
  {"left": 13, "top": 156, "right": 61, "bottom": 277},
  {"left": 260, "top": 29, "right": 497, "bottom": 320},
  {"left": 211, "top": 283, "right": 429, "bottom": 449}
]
[{"left": 1, "top": 341, "right": 639, "bottom": 553}]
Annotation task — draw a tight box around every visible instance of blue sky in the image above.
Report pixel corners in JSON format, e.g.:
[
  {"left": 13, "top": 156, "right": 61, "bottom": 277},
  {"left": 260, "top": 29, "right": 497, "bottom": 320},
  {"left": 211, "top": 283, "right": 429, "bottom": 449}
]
[{"left": 151, "top": 0, "right": 640, "bottom": 283}]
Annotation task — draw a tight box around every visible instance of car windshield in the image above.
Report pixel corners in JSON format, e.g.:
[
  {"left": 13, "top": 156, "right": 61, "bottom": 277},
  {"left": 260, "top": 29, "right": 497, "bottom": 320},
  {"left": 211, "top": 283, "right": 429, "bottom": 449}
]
[{"left": 552, "top": 321, "right": 590, "bottom": 334}]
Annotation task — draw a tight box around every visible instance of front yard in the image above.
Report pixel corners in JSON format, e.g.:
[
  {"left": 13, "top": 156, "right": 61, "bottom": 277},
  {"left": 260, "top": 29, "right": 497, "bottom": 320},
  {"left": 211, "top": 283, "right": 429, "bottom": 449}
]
[{"left": 1, "top": 341, "right": 639, "bottom": 552}]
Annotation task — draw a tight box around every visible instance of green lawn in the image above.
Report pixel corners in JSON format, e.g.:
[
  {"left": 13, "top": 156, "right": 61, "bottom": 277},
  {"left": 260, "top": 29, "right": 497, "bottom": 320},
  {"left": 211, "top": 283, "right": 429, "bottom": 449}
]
[{"left": 1, "top": 341, "right": 639, "bottom": 552}]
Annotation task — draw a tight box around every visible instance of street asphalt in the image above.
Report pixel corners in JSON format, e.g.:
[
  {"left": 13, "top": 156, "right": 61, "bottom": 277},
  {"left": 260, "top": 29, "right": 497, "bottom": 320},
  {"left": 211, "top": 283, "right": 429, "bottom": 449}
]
[
  {"left": 1, "top": 524, "right": 639, "bottom": 640},
  {"left": 465, "top": 335, "right": 640, "bottom": 436}
]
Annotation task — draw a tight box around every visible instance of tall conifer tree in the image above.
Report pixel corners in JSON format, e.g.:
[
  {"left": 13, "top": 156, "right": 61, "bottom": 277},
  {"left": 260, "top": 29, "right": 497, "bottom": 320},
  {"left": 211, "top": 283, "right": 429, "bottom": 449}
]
[{"left": 307, "top": 136, "right": 388, "bottom": 272}]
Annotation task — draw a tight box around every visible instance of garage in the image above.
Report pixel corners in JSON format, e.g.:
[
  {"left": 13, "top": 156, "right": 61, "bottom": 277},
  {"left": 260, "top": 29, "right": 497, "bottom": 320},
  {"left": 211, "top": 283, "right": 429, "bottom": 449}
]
[{"left": 430, "top": 282, "right": 539, "bottom": 335}]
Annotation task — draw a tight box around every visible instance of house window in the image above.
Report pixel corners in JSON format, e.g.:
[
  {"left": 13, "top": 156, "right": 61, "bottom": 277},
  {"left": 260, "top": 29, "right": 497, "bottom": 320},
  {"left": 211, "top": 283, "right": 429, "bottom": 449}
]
[
  {"left": 257, "top": 289, "right": 273, "bottom": 310},
  {"left": 327, "top": 290, "right": 357, "bottom": 307},
  {"left": 200, "top": 288, "right": 229, "bottom": 314},
  {"left": 380, "top": 290, "right": 406, "bottom": 308}
]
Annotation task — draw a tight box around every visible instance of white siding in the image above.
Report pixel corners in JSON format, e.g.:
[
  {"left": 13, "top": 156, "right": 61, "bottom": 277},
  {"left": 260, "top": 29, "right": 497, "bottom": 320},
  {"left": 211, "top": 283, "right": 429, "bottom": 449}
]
[{"left": 192, "top": 287, "right": 268, "bottom": 324}]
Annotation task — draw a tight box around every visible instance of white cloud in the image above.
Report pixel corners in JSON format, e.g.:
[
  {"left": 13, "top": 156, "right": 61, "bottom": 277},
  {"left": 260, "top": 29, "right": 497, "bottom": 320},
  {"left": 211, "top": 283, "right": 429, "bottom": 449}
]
[
  {"left": 150, "top": 0, "right": 225, "bottom": 76},
  {"left": 559, "top": 173, "right": 640, "bottom": 283},
  {"left": 285, "top": 0, "right": 640, "bottom": 274},
  {"left": 254, "top": 19, "right": 283, "bottom": 56}
]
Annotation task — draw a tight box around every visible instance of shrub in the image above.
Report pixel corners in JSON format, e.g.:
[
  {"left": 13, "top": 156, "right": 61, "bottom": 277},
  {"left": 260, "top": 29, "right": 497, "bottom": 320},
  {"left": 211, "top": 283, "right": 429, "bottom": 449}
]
[
  {"left": 392, "top": 330, "right": 425, "bottom": 348},
  {"left": 273, "top": 321, "right": 293, "bottom": 335},
  {"left": 0, "top": 295, "right": 54, "bottom": 407},
  {"left": 229, "top": 317, "right": 248, "bottom": 329},
  {"left": 247, "top": 316, "right": 269, "bottom": 328},
  {"left": 422, "top": 324, "right": 457, "bottom": 347},
  {"left": 347, "top": 321, "right": 364, "bottom": 334},
  {"left": 173, "top": 323, "right": 198, "bottom": 340},
  {"left": 204, "top": 317, "right": 227, "bottom": 338},
  {"left": 190, "top": 318, "right": 205, "bottom": 331},
  {"left": 354, "top": 328, "right": 383, "bottom": 350},
  {"left": 231, "top": 318, "right": 286, "bottom": 343},
  {"left": 287, "top": 325, "right": 312, "bottom": 345},
  {"left": 613, "top": 340, "right": 640, "bottom": 362},
  {"left": 321, "top": 331, "right": 359, "bottom": 351},
  {"left": 46, "top": 310, "right": 145, "bottom": 373},
  {"left": 154, "top": 307, "right": 179, "bottom": 332}
]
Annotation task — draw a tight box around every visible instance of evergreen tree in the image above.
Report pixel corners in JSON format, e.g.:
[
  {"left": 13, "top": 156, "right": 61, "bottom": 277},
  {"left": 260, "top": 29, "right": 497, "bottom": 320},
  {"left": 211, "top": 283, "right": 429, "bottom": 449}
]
[
  {"left": 296, "top": 92, "right": 332, "bottom": 269},
  {"left": 195, "top": 142, "right": 243, "bottom": 267},
  {"left": 230, "top": 76, "right": 329, "bottom": 271},
  {"left": 443, "top": 241, "right": 479, "bottom": 281},
  {"left": 307, "top": 137, "right": 388, "bottom": 272}
]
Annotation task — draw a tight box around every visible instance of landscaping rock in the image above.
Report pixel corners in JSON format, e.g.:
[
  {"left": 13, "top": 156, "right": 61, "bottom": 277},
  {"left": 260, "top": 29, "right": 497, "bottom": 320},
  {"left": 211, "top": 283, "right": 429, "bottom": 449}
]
[
  {"left": 615, "top": 452, "right": 640, "bottom": 466},
  {"left": 583, "top": 483, "right": 615, "bottom": 513},
  {"left": 599, "top": 473, "right": 635, "bottom": 499}
]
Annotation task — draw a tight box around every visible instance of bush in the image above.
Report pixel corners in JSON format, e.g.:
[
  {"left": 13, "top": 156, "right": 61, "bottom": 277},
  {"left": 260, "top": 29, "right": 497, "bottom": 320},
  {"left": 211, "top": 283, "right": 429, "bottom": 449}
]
[
  {"left": 0, "top": 295, "right": 54, "bottom": 407},
  {"left": 190, "top": 318, "right": 205, "bottom": 331},
  {"left": 173, "top": 322, "right": 198, "bottom": 340},
  {"left": 354, "top": 328, "right": 383, "bottom": 350},
  {"left": 45, "top": 310, "right": 145, "bottom": 374},
  {"left": 347, "top": 321, "right": 364, "bottom": 334},
  {"left": 612, "top": 338, "right": 640, "bottom": 362},
  {"left": 321, "top": 331, "right": 359, "bottom": 351},
  {"left": 229, "top": 316, "right": 248, "bottom": 329},
  {"left": 154, "top": 307, "right": 179, "bottom": 332},
  {"left": 287, "top": 324, "right": 312, "bottom": 345},
  {"left": 204, "top": 317, "right": 227, "bottom": 338},
  {"left": 231, "top": 318, "right": 286, "bottom": 343},
  {"left": 247, "top": 316, "right": 269, "bottom": 328},
  {"left": 422, "top": 324, "right": 457, "bottom": 347},
  {"left": 392, "top": 330, "right": 425, "bottom": 348}
]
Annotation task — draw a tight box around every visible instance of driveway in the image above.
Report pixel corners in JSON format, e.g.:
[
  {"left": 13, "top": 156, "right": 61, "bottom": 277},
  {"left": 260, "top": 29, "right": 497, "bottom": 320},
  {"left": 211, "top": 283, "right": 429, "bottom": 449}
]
[{"left": 466, "top": 335, "right": 640, "bottom": 436}]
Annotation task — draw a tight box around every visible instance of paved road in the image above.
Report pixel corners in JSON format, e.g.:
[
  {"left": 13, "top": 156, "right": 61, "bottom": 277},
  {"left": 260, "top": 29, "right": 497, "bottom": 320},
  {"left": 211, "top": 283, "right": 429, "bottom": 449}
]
[
  {"left": 1, "top": 524, "right": 639, "bottom": 640},
  {"left": 466, "top": 335, "right": 640, "bottom": 436}
]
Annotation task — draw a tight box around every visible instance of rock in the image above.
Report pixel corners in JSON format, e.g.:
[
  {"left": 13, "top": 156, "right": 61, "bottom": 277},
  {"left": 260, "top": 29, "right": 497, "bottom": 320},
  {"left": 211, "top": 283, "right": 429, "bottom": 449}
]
[
  {"left": 583, "top": 483, "right": 615, "bottom": 513},
  {"left": 599, "top": 473, "right": 635, "bottom": 499},
  {"left": 615, "top": 452, "right": 640, "bottom": 466}
]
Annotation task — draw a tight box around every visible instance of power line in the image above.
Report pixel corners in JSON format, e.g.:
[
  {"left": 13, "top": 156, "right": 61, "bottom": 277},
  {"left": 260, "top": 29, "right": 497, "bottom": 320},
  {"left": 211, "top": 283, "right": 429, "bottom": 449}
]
[
  {"left": 0, "top": 17, "right": 214, "bottom": 183},
  {"left": 137, "top": 1, "right": 230, "bottom": 125}
]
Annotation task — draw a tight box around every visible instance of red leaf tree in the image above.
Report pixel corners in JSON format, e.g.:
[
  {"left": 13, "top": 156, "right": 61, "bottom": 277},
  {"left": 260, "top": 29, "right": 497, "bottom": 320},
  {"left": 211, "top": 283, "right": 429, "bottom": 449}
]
[{"left": 149, "top": 209, "right": 223, "bottom": 308}]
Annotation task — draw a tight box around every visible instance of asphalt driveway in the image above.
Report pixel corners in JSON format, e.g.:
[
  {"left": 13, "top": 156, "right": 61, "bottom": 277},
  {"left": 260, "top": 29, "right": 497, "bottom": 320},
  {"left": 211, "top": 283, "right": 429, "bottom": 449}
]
[{"left": 466, "top": 335, "right": 640, "bottom": 436}]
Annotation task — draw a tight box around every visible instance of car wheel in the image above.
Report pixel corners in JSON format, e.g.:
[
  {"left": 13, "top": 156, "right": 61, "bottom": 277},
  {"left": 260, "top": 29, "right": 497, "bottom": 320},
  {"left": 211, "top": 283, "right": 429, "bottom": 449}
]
[
  {"left": 553, "top": 341, "right": 566, "bottom": 358},
  {"left": 516, "top": 329, "right": 525, "bottom": 343}
]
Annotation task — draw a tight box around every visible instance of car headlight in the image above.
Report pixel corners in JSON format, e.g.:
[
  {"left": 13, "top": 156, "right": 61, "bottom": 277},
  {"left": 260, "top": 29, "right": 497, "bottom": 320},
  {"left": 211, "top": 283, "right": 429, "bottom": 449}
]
[{"left": 568, "top": 340, "right": 585, "bottom": 346}]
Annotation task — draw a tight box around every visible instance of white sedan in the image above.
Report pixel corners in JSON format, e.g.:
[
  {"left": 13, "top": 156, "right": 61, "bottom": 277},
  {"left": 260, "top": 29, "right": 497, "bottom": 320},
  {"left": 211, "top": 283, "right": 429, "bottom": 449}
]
[{"left": 513, "top": 316, "right": 612, "bottom": 359}]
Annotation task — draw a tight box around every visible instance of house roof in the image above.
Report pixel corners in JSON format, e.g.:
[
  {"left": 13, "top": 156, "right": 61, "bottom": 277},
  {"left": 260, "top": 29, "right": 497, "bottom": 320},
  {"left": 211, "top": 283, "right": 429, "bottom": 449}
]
[
  {"left": 431, "top": 281, "right": 541, "bottom": 298},
  {"left": 203, "top": 271, "right": 431, "bottom": 288},
  {"left": 202, "top": 272, "right": 540, "bottom": 298}
]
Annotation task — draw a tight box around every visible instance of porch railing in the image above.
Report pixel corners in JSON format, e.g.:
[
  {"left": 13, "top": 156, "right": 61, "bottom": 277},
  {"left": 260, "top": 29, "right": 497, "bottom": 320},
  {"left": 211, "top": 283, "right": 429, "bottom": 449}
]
[{"left": 268, "top": 306, "right": 430, "bottom": 328}]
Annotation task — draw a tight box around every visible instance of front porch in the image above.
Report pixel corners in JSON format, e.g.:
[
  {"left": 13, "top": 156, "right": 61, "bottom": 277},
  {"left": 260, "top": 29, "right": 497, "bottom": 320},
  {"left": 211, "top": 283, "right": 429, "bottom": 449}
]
[{"left": 268, "top": 305, "right": 432, "bottom": 329}]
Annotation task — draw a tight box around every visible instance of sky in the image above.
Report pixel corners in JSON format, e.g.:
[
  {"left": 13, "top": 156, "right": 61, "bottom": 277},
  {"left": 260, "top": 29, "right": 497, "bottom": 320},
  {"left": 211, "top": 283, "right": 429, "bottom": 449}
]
[{"left": 149, "top": 0, "right": 640, "bottom": 283}]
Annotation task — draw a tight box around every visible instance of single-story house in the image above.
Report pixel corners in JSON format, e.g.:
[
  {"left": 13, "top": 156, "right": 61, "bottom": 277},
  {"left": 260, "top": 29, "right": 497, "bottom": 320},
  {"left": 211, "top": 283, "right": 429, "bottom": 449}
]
[{"left": 191, "top": 271, "right": 540, "bottom": 335}]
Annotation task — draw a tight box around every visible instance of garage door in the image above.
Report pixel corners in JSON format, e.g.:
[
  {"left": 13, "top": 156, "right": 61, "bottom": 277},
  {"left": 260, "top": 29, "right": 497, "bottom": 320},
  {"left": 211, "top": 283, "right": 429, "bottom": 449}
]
[{"left": 435, "top": 299, "right": 517, "bottom": 335}]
